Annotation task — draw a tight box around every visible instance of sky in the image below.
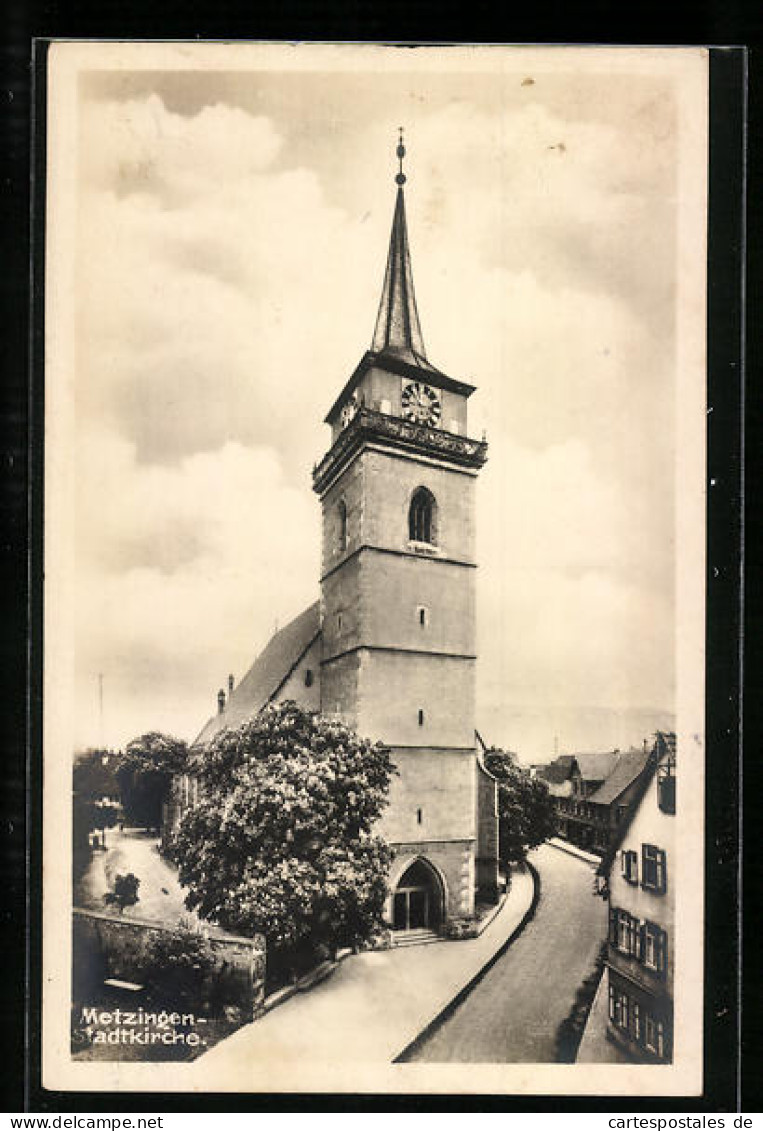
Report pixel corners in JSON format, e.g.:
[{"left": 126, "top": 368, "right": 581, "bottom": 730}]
[{"left": 68, "top": 47, "right": 693, "bottom": 761}]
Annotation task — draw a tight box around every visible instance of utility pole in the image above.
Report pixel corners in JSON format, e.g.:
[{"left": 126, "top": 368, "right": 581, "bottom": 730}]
[{"left": 98, "top": 672, "right": 104, "bottom": 750}]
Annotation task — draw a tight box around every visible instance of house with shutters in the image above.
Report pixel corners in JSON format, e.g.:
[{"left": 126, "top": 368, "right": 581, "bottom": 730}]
[
  {"left": 164, "top": 134, "right": 501, "bottom": 939},
  {"left": 595, "top": 731, "right": 676, "bottom": 1062},
  {"left": 537, "top": 747, "right": 652, "bottom": 855}
]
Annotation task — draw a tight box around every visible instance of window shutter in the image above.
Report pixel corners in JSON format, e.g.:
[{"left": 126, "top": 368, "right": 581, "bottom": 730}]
[
  {"left": 659, "top": 773, "right": 676, "bottom": 814},
  {"left": 609, "top": 907, "right": 618, "bottom": 945},
  {"left": 658, "top": 849, "right": 667, "bottom": 893},
  {"left": 658, "top": 929, "right": 667, "bottom": 975},
  {"left": 637, "top": 922, "right": 646, "bottom": 962}
]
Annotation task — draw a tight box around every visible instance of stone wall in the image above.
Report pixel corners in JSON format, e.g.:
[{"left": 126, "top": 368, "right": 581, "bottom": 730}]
[
  {"left": 475, "top": 755, "right": 500, "bottom": 902},
  {"left": 73, "top": 907, "right": 266, "bottom": 1019},
  {"left": 380, "top": 746, "right": 476, "bottom": 845}
]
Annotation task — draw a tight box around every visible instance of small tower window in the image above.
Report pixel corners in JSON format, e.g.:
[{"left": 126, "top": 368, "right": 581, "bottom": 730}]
[
  {"left": 304, "top": 668, "right": 314, "bottom": 688},
  {"left": 417, "top": 808, "right": 423, "bottom": 825},
  {"left": 409, "top": 487, "right": 437, "bottom": 544},
  {"left": 418, "top": 605, "right": 428, "bottom": 627},
  {"left": 337, "top": 499, "right": 348, "bottom": 552},
  {"left": 418, "top": 709, "right": 425, "bottom": 726},
  {"left": 337, "top": 613, "right": 343, "bottom": 633}
]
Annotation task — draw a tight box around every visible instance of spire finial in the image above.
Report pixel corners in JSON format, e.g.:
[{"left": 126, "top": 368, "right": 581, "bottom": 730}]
[{"left": 395, "top": 127, "right": 406, "bottom": 186}]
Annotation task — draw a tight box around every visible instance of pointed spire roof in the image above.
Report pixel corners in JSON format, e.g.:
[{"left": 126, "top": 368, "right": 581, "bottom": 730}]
[
  {"left": 371, "top": 131, "right": 438, "bottom": 372},
  {"left": 322, "top": 132, "right": 477, "bottom": 428}
]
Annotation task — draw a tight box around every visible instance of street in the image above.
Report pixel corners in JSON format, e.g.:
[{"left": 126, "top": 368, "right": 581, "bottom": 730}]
[
  {"left": 193, "top": 868, "right": 537, "bottom": 1079},
  {"left": 75, "top": 827, "right": 203, "bottom": 927},
  {"left": 403, "top": 842, "right": 607, "bottom": 1062}
]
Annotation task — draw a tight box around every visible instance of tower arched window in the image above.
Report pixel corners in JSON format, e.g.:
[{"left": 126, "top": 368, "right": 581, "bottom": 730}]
[
  {"left": 337, "top": 499, "right": 348, "bottom": 552},
  {"left": 409, "top": 487, "right": 437, "bottom": 544}
]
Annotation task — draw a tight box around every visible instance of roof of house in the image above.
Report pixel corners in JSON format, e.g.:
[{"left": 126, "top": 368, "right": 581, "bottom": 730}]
[
  {"left": 589, "top": 747, "right": 651, "bottom": 805},
  {"left": 536, "top": 754, "right": 576, "bottom": 784},
  {"left": 193, "top": 601, "right": 321, "bottom": 747},
  {"left": 573, "top": 750, "right": 621, "bottom": 782},
  {"left": 596, "top": 732, "right": 677, "bottom": 876}
]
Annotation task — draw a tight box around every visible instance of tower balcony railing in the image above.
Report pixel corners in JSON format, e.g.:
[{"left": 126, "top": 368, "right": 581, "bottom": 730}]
[{"left": 313, "top": 406, "right": 488, "bottom": 493}]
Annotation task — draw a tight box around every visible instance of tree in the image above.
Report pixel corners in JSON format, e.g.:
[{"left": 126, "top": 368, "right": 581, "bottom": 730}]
[
  {"left": 73, "top": 748, "right": 120, "bottom": 800},
  {"left": 72, "top": 749, "right": 121, "bottom": 857},
  {"left": 103, "top": 872, "right": 141, "bottom": 913},
  {"left": 73, "top": 797, "right": 120, "bottom": 852},
  {"left": 485, "top": 748, "right": 557, "bottom": 865},
  {"left": 117, "top": 732, "right": 188, "bottom": 830},
  {"left": 173, "top": 701, "right": 395, "bottom": 965}
]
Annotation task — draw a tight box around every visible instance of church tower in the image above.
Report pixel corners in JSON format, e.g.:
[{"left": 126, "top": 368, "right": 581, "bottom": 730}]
[{"left": 313, "top": 134, "right": 496, "bottom": 932}]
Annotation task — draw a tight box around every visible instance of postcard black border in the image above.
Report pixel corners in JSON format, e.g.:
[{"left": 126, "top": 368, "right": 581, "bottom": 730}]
[{"left": 5, "top": 31, "right": 748, "bottom": 1115}]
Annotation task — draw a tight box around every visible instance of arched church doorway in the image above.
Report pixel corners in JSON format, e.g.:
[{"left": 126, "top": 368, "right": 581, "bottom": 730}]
[{"left": 392, "top": 858, "right": 444, "bottom": 932}]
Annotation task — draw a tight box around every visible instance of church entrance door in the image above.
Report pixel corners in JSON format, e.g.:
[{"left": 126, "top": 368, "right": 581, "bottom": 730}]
[{"left": 392, "top": 859, "right": 443, "bottom": 932}]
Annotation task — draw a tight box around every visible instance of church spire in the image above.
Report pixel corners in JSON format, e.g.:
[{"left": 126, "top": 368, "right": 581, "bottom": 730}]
[{"left": 371, "top": 130, "right": 430, "bottom": 368}]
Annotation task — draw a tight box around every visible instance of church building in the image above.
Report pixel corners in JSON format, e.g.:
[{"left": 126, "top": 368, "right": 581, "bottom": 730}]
[{"left": 180, "top": 136, "right": 500, "bottom": 936}]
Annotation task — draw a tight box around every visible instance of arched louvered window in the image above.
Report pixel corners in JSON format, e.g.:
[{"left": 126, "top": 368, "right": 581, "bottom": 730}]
[
  {"left": 338, "top": 499, "right": 348, "bottom": 551},
  {"left": 408, "top": 487, "right": 436, "bottom": 544}
]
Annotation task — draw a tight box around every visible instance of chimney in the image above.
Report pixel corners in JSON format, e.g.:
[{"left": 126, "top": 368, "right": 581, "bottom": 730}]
[
  {"left": 228, "top": 673, "right": 234, "bottom": 695},
  {"left": 217, "top": 688, "right": 226, "bottom": 714}
]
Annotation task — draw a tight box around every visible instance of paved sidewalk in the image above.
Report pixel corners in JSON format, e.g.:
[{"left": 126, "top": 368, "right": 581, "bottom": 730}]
[
  {"left": 546, "top": 837, "right": 602, "bottom": 867},
  {"left": 190, "top": 865, "right": 536, "bottom": 1079}
]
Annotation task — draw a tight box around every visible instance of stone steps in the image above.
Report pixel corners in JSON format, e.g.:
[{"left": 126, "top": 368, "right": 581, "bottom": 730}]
[{"left": 392, "top": 929, "right": 441, "bottom": 948}]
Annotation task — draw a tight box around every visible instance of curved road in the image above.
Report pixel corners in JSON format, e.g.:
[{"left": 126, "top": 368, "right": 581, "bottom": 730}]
[{"left": 404, "top": 843, "right": 607, "bottom": 1062}]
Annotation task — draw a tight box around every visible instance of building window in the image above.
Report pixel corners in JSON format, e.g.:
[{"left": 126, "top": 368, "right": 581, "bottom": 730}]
[
  {"left": 417, "top": 808, "right": 423, "bottom": 825},
  {"left": 337, "top": 500, "right": 348, "bottom": 552},
  {"left": 609, "top": 984, "right": 630, "bottom": 1030},
  {"left": 642, "top": 844, "right": 667, "bottom": 893},
  {"left": 633, "top": 1001, "right": 642, "bottom": 1044},
  {"left": 417, "top": 605, "right": 429, "bottom": 627},
  {"left": 645, "top": 1016, "right": 665, "bottom": 1058},
  {"left": 418, "top": 709, "right": 425, "bottom": 726},
  {"left": 337, "top": 613, "right": 343, "bottom": 633},
  {"left": 621, "top": 849, "right": 639, "bottom": 884},
  {"left": 610, "top": 908, "right": 639, "bottom": 956},
  {"left": 643, "top": 921, "right": 668, "bottom": 976},
  {"left": 409, "top": 487, "right": 437, "bottom": 544},
  {"left": 304, "top": 668, "right": 314, "bottom": 688},
  {"left": 658, "top": 765, "right": 676, "bottom": 814}
]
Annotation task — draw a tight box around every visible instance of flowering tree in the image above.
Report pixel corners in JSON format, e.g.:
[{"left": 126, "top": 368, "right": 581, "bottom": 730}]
[
  {"left": 485, "top": 748, "right": 557, "bottom": 865},
  {"left": 173, "top": 701, "right": 395, "bottom": 965}
]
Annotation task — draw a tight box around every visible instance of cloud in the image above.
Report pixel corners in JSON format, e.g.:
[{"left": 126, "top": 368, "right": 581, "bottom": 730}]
[
  {"left": 74, "top": 430, "right": 319, "bottom": 747},
  {"left": 77, "top": 98, "right": 382, "bottom": 472}
]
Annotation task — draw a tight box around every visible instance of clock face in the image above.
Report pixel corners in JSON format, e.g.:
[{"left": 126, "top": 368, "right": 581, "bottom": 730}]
[
  {"left": 401, "top": 381, "right": 441, "bottom": 426},
  {"left": 340, "top": 392, "right": 360, "bottom": 429}
]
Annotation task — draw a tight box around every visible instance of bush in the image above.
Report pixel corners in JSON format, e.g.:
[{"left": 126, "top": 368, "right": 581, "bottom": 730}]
[
  {"left": 444, "top": 916, "right": 479, "bottom": 940},
  {"left": 554, "top": 942, "right": 607, "bottom": 1062},
  {"left": 141, "top": 925, "right": 217, "bottom": 1009}
]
